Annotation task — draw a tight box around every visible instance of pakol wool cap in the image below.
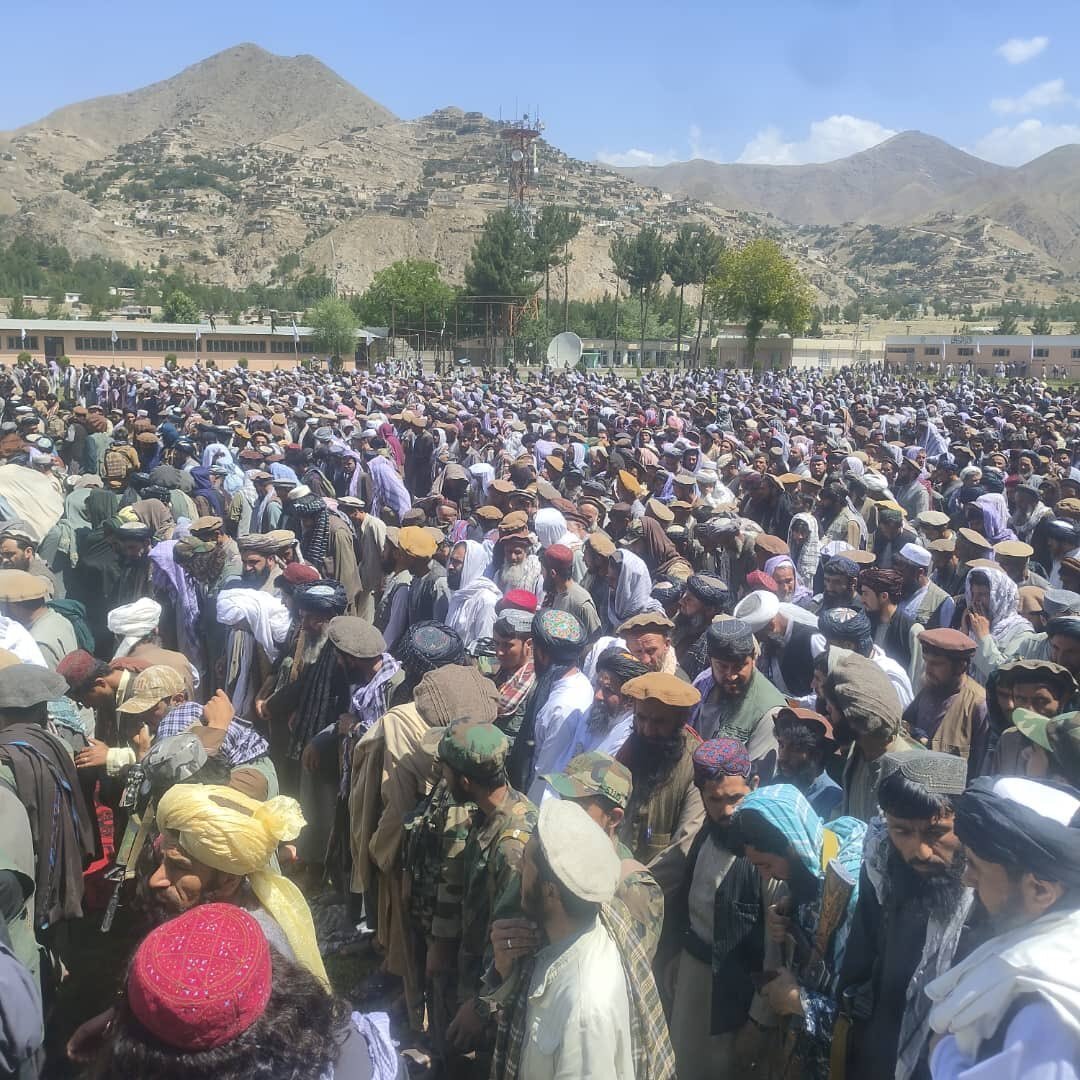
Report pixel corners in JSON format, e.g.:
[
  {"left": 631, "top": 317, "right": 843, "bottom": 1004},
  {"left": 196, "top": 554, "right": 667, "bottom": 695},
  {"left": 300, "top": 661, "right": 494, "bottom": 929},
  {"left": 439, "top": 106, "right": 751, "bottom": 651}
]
[{"left": 536, "top": 799, "right": 620, "bottom": 903}]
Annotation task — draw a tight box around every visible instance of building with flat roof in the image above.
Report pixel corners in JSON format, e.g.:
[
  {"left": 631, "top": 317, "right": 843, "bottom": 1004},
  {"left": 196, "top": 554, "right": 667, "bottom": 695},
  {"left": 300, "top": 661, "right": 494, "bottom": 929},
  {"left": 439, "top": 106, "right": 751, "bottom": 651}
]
[
  {"left": 0, "top": 319, "right": 383, "bottom": 370},
  {"left": 885, "top": 334, "right": 1080, "bottom": 377}
]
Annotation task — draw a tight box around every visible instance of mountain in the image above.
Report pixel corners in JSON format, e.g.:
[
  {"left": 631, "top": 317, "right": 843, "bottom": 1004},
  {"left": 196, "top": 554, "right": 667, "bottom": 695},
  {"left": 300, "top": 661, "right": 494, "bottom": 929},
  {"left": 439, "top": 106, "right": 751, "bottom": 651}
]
[
  {"left": 17, "top": 44, "right": 396, "bottom": 155},
  {"left": 0, "top": 47, "right": 1076, "bottom": 312},
  {"left": 616, "top": 132, "right": 1007, "bottom": 226}
]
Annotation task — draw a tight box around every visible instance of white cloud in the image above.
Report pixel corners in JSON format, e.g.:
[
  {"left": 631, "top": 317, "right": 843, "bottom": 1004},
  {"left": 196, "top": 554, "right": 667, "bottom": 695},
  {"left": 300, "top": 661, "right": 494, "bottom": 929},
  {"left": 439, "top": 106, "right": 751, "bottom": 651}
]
[
  {"left": 736, "top": 115, "right": 897, "bottom": 165},
  {"left": 972, "top": 118, "right": 1080, "bottom": 164},
  {"left": 596, "top": 147, "right": 678, "bottom": 168},
  {"left": 996, "top": 35, "right": 1049, "bottom": 64},
  {"left": 991, "top": 78, "right": 1072, "bottom": 115}
]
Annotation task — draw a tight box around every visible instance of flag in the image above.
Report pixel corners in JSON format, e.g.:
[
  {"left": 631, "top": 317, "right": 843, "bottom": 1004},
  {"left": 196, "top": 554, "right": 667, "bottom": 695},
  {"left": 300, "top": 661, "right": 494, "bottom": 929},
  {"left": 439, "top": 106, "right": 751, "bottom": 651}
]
[
  {"left": 976, "top": 339, "right": 981, "bottom": 355},
  {"left": 291, "top": 318, "right": 300, "bottom": 344},
  {"left": 194, "top": 327, "right": 201, "bottom": 342},
  {"left": 111, "top": 329, "right": 118, "bottom": 346},
  {"left": 1031, "top": 337, "right": 1035, "bottom": 360},
  {"left": 19, "top": 327, "right": 25, "bottom": 343}
]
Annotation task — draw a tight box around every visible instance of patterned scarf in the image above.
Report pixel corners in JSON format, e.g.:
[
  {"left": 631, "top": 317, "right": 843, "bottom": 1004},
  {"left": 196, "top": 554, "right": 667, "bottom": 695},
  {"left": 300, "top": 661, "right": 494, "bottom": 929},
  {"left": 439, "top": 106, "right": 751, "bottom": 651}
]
[
  {"left": 340, "top": 654, "right": 403, "bottom": 797},
  {"left": 496, "top": 659, "right": 535, "bottom": 720},
  {"left": 300, "top": 505, "right": 331, "bottom": 568},
  {"left": 490, "top": 898, "right": 676, "bottom": 1080}
]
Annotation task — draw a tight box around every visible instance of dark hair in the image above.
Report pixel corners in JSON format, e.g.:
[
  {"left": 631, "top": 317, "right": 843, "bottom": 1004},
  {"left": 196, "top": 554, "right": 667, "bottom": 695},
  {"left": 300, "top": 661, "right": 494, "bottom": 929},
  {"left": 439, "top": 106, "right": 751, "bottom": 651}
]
[
  {"left": 0, "top": 702, "right": 48, "bottom": 726},
  {"left": 775, "top": 720, "right": 827, "bottom": 758},
  {"left": 733, "top": 807, "right": 790, "bottom": 858},
  {"left": 533, "top": 836, "right": 600, "bottom": 923},
  {"left": 877, "top": 768, "right": 955, "bottom": 821},
  {"left": 93, "top": 951, "right": 346, "bottom": 1080}
]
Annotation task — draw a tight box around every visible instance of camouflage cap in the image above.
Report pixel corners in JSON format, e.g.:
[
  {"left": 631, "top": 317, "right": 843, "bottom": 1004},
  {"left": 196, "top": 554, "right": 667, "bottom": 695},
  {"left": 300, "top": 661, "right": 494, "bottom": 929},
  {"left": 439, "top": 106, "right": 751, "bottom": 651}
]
[
  {"left": 143, "top": 732, "right": 209, "bottom": 788},
  {"left": 542, "top": 752, "right": 632, "bottom": 809},
  {"left": 437, "top": 719, "right": 509, "bottom": 782}
]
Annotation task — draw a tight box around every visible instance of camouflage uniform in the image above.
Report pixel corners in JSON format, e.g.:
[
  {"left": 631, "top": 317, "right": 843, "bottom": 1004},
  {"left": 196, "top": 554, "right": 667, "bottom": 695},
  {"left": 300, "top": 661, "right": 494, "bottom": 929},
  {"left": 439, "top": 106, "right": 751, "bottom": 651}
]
[
  {"left": 437, "top": 721, "right": 537, "bottom": 1006},
  {"left": 542, "top": 751, "right": 665, "bottom": 962}
]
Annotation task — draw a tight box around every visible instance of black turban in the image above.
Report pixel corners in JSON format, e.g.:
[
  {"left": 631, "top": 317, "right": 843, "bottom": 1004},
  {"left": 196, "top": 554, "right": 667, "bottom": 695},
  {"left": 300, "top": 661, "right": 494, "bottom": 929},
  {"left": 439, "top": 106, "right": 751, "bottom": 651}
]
[
  {"left": 818, "top": 606, "right": 873, "bottom": 648},
  {"left": 402, "top": 621, "right": 465, "bottom": 676},
  {"left": 955, "top": 776, "right": 1080, "bottom": 887},
  {"left": 706, "top": 618, "right": 755, "bottom": 660},
  {"left": 295, "top": 579, "right": 349, "bottom": 616},
  {"left": 859, "top": 568, "right": 903, "bottom": 597},
  {"left": 595, "top": 647, "right": 650, "bottom": 685},
  {"left": 823, "top": 556, "right": 859, "bottom": 580},
  {"left": 687, "top": 574, "right": 730, "bottom": 609}
]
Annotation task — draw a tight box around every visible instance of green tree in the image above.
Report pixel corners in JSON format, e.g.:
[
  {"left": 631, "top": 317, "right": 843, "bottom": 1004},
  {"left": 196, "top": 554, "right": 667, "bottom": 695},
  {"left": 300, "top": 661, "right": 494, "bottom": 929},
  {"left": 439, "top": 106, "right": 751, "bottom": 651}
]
[
  {"left": 1071, "top": 319, "right": 1080, "bottom": 335},
  {"left": 1030, "top": 308, "right": 1052, "bottom": 335},
  {"left": 688, "top": 227, "right": 724, "bottom": 368},
  {"left": 464, "top": 209, "right": 536, "bottom": 337},
  {"left": 306, "top": 297, "right": 358, "bottom": 365},
  {"left": 8, "top": 296, "right": 28, "bottom": 320},
  {"left": 666, "top": 225, "right": 698, "bottom": 367},
  {"left": 161, "top": 290, "right": 200, "bottom": 323},
  {"left": 353, "top": 259, "right": 455, "bottom": 345},
  {"left": 531, "top": 207, "right": 582, "bottom": 341},
  {"left": 808, "top": 308, "right": 824, "bottom": 337},
  {"left": 708, "top": 239, "right": 813, "bottom": 369},
  {"left": 623, "top": 226, "right": 667, "bottom": 368},
  {"left": 995, "top": 311, "right": 1019, "bottom": 335}
]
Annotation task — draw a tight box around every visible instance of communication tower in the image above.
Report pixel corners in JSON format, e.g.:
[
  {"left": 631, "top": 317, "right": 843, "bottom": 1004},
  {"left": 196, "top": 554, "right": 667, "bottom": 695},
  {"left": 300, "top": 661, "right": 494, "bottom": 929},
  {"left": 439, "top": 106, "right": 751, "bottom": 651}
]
[{"left": 500, "top": 111, "right": 543, "bottom": 215}]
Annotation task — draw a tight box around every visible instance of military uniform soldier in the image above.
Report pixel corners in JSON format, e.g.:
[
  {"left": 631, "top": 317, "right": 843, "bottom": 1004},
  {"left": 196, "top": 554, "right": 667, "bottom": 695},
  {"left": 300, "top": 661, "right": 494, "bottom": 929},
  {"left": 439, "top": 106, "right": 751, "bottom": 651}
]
[
  {"left": 438, "top": 720, "right": 537, "bottom": 1057},
  {"left": 541, "top": 751, "right": 665, "bottom": 961}
]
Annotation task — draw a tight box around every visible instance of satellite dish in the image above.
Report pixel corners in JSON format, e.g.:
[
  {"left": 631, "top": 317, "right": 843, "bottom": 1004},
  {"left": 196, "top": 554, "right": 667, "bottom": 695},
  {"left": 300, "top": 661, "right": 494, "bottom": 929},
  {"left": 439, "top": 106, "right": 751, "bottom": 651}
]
[
  {"left": 546, "top": 331, "right": 583, "bottom": 370},
  {"left": 510, "top": 149, "right": 525, "bottom": 162}
]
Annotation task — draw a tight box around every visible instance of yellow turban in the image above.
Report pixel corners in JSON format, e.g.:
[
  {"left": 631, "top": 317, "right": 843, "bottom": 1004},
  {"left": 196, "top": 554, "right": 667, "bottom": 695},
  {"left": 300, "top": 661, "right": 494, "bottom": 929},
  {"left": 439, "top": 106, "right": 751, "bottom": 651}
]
[{"left": 155, "top": 784, "right": 328, "bottom": 986}]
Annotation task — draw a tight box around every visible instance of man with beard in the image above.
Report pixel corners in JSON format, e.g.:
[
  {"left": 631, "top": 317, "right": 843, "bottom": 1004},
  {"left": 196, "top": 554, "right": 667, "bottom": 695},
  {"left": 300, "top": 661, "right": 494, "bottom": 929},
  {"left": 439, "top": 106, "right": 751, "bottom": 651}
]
[
  {"left": 616, "top": 672, "right": 705, "bottom": 895},
  {"left": 401, "top": 524, "right": 449, "bottom": 628},
  {"left": 817, "top": 482, "right": 866, "bottom": 550},
  {"left": 541, "top": 543, "right": 601, "bottom": 641},
  {"left": 814, "top": 555, "right": 863, "bottom": 613},
  {"left": 173, "top": 533, "right": 232, "bottom": 690},
  {"left": 583, "top": 531, "right": 615, "bottom": 633},
  {"left": 674, "top": 574, "right": 730, "bottom": 680},
  {"left": 491, "top": 608, "right": 536, "bottom": 745},
  {"left": 437, "top": 720, "right": 536, "bottom": 1059},
  {"left": 771, "top": 707, "right": 842, "bottom": 818},
  {"left": 837, "top": 749, "right": 972, "bottom": 1080},
  {"left": 894, "top": 542, "right": 954, "bottom": 629},
  {"left": 445, "top": 539, "right": 502, "bottom": 650},
  {"left": 488, "top": 799, "right": 675, "bottom": 1080},
  {"left": 289, "top": 494, "right": 363, "bottom": 615},
  {"left": 668, "top": 738, "right": 762, "bottom": 1080},
  {"left": 735, "top": 589, "right": 817, "bottom": 698},
  {"left": 266, "top": 580, "right": 349, "bottom": 885},
  {"left": 189, "top": 515, "right": 242, "bottom": 588},
  {"left": 925, "top": 777, "right": 1080, "bottom": 1077},
  {"left": 491, "top": 517, "right": 544, "bottom": 605},
  {"left": 618, "top": 611, "right": 688, "bottom": 678},
  {"left": 506, "top": 609, "right": 592, "bottom": 802},
  {"left": 337, "top": 495, "right": 386, "bottom": 622},
  {"left": 570, "top": 646, "right": 649, "bottom": 759},
  {"left": 692, "top": 619, "right": 785, "bottom": 762},
  {"left": 111, "top": 520, "right": 156, "bottom": 608},
  {"left": 904, "top": 629, "right": 988, "bottom": 777},
  {"left": 860, "top": 567, "right": 918, "bottom": 672},
  {"left": 238, "top": 533, "right": 282, "bottom": 594}
]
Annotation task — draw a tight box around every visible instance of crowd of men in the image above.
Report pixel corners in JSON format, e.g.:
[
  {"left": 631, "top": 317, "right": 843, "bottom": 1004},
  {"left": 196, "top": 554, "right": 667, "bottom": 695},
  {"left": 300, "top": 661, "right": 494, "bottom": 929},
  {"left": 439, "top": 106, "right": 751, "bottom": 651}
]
[{"left": 2, "top": 354, "right": 1080, "bottom": 1079}]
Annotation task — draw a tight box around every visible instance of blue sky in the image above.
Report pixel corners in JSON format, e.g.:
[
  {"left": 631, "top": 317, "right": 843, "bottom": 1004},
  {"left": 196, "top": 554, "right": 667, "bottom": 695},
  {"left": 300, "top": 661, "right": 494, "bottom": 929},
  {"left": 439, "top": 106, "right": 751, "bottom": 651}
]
[{"left": 5, "top": 0, "right": 1080, "bottom": 167}]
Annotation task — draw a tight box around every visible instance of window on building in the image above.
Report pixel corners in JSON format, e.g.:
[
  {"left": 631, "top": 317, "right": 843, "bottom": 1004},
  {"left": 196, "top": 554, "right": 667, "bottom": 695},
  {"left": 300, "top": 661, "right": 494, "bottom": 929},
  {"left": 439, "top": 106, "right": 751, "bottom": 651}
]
[
  {"left": 957, "top": 347, "right": 974, "bottom": 356},
  {"left": 6, "top": 336, "right": 39, "bottom": 350},
  {"left": 924, "top": 346, "right": 941, "bottom": 356},
  {"left": 992, "top": 348, "right": 1010, "bottom": 357},
  {"left": 886, "top": 346, "right": 915, "bottom": 355},
  {"left": 1072, "top": 349, "right": 1080, "bottom": 359},
  {"left": 1034, "top": 348, "right": 1050, "bottom": 358}
]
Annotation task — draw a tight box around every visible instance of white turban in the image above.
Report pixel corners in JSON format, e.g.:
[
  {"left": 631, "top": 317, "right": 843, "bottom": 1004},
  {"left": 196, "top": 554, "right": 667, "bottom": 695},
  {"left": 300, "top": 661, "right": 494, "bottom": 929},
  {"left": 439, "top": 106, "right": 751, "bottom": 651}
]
[
  {"left": 107, "top": 598, "right": 163, "bottom": 658},
  {"left": 216, "top": 590, "right": 292, "bottom": 660}
]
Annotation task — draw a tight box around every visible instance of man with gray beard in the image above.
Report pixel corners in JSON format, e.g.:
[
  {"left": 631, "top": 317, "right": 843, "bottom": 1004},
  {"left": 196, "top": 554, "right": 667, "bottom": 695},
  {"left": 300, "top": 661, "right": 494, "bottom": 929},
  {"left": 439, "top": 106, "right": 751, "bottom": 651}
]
[
  {"left": 491, "top": 518, "right": 544, "bottom": 606},
  {"left": 836, "top": 749, "right": 974, "bottom": 1080}
]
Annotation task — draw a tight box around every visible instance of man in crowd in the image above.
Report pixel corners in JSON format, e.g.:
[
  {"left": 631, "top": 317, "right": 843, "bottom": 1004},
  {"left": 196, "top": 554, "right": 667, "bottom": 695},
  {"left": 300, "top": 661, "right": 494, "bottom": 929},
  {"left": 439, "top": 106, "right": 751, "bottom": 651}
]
[
  {"left": 838, "top": 749, "right": 972, "bottom": 1079},
  {"left": 772, "top": 706, "right": 842, "bottom": 818},
  {"left": 925, "top": 776, "right": 1080, "bottom": 1076}
]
